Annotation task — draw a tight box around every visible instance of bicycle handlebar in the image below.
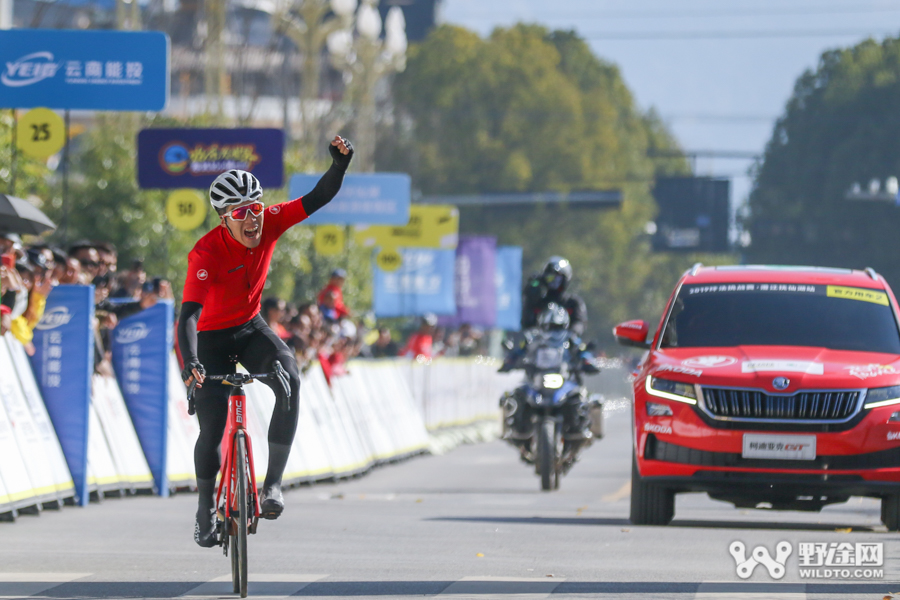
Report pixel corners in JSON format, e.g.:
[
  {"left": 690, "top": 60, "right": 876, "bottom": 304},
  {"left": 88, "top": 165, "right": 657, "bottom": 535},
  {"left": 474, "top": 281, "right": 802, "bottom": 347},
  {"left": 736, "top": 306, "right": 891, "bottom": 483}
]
[{"left": 186, "top": 368, "right": 289, "bottom": 416}]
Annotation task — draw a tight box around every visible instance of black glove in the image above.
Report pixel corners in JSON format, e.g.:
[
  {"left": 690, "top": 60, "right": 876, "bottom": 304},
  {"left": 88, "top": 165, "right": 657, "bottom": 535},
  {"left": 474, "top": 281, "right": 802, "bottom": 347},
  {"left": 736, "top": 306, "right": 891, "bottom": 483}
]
[
  {"left": 329, "top": 137, "right": 354, "bottom": 172},
  {"left": 272, "top": 360, "right": 292, "bottom": 410},
  {"left": 181, "top": 360, "right": 205, "bottom": 383}
]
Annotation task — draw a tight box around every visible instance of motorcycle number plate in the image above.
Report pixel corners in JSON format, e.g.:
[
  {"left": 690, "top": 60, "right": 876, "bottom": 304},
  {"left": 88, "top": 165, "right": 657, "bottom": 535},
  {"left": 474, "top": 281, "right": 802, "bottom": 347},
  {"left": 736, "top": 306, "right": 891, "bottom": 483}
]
[
  {"left": 535, "top": 348, "right": 563, "bottom": 369},
  {"left": 742, "top": 434, "right": 816, "bottom": 460}
]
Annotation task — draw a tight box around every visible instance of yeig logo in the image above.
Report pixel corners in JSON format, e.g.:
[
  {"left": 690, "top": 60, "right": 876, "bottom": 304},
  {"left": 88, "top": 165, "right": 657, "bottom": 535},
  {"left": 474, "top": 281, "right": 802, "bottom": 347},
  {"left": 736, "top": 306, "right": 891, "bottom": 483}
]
[
  {"left": 730, "top": 541, "right": 792, "bottom": 579},
  {"left": 35, "top": 306, "right": 73, "bottom": 330},
  {"left": 2, "top": 52, "right": 60, "bottom": 87},
  {"left": 115, "top": 322, "right": 150, "bottom": 344}
]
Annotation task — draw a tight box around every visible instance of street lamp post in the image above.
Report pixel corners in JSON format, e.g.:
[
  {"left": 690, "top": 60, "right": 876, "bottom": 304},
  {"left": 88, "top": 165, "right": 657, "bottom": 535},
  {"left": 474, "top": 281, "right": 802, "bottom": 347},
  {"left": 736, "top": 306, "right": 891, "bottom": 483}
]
[{"left": 327, "top": 0, "right": 405, "bottom": 172}]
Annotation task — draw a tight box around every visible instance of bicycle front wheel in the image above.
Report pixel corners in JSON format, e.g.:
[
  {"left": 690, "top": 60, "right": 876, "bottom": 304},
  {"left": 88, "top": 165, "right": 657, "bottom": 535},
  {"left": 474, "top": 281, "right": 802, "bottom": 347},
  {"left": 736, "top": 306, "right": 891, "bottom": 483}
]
[{"left": 232, "top": 431, "right": 250, "bottom": 598}]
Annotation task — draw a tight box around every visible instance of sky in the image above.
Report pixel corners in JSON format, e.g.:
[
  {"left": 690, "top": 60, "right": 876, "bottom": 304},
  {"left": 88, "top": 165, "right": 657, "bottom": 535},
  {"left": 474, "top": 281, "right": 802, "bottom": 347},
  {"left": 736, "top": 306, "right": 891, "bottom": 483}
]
[{"left": 440, "top": 0, "right": 900, "bottom": 209}]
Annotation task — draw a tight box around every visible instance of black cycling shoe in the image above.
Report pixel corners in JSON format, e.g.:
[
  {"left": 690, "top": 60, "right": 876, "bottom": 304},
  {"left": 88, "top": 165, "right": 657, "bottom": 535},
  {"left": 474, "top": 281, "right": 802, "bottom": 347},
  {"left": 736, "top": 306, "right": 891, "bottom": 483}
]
[
  {"left": 194, "top": 509, "right": 219, "bottom": 547},
  {"left": 260, "top": 483, "right": 284, "bottom": 520},
  {"left": 194, "top": 478, "right": 219, "bottom": 548}
]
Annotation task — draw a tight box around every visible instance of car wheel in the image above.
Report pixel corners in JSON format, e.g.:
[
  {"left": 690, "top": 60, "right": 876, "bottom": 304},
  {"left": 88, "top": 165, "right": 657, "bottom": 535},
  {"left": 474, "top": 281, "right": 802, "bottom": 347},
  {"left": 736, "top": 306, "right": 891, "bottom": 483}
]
[
  {"left": 882, "top": 495, "right": 900, "bottom": 531},
  {"left": 629, "top": 453, "right": 675, "bottom": 526}
]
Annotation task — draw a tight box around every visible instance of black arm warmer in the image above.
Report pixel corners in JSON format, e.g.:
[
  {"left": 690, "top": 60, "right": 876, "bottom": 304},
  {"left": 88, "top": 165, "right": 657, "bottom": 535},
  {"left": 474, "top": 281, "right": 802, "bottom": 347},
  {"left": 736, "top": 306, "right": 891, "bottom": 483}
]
[
  {"left": 177, "top": 301, "right": 203, "bottom": 365},
  {"left": 301, "top": 163, "right": 346, "bottom": 216}
]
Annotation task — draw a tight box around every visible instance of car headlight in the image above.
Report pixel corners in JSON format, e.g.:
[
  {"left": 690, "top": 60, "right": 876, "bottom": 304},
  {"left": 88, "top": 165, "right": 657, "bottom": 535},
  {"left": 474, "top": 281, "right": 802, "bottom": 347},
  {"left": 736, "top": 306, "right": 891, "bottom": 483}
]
[
  {"left": 864, "top": 385, "right": 900, "bottom": 409},
  {"left": 646, "top": 375, "right": 697, "bottom": 405}
]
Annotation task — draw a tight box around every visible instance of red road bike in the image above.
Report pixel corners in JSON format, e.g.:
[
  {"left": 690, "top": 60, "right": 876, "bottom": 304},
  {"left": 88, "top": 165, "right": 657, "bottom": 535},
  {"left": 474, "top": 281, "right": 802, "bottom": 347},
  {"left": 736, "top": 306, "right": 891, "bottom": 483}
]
[{"left": 188, "top": 367, "right": 286, "bottom": 598}]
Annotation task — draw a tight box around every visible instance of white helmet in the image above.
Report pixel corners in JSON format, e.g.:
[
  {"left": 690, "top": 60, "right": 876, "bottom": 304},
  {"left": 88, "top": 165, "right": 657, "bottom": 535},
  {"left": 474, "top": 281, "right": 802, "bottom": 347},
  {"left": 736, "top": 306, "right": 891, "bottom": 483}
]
[{"left": 209, "top": 169, "right": 263, "bottom": 210}]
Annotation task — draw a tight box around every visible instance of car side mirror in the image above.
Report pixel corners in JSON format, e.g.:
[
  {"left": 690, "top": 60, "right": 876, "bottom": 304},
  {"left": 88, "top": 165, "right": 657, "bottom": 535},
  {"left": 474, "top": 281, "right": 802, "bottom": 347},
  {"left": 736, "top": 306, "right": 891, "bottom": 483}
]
[{"left": 613, "top": 320, "right": 650, "bottom": 349}]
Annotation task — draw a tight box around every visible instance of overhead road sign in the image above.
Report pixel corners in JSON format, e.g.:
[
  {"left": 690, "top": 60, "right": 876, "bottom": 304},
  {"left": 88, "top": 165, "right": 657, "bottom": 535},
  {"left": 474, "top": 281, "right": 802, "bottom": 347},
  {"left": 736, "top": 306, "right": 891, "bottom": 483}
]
[
  {"left": 289, "top": 173, "right": 411, "bottom": 225},
  {"left": 354, "top": 205, "right": 459, "bottom": 249},
  {"left": 0, "top": 29, "right": 169, "bottom": 111},
  {"left": 651, "top": 176, "right": 730, "bottom": 253},
  {"left": 138, "top": 128, "right": 284, "bottom": 189},
  {"left": 417, "top": 190, "right": 622, "bottom": 209}
]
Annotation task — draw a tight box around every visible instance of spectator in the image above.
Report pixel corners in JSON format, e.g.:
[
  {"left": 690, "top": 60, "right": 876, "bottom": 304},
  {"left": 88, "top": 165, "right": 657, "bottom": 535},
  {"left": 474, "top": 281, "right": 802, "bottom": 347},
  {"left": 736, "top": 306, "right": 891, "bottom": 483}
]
[
  {"left": 262, "top": 296, "right": 291, "bottom": 340},
  {"left": 458, "top": 323, "right": 484, "bottom": 356},
  {"left": 93, "top": 242, "right": 117, "bottom": 277},
  {"left": 401, "top": 314, "right": 438, "bottom": 359},
  {"left": 317, "top": 268, "right": 350, "bottom": 319},
  {"left": 112, "top": 259, "right": 146, "bottom": 299},
  {"left": 319, "top": 289, "right": 341, "bottom": 324},
  {"left": 69, "top": 240, "right": 102, "bottom": 281},
  {"left": 9, "top": 257, "right": 52, "bottom": 353},
  {"left": 54, "top": 256, "right": 82, "bottom": 285},
  {"left": 363, "top": 327, "right": 399, "bottom": 358}
]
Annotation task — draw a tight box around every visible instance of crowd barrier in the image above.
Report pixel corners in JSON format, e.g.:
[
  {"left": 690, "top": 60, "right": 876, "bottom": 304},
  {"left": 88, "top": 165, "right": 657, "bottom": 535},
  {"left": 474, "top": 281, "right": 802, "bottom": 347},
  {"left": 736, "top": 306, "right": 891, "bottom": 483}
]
[{"left": 1, "top": 286, "right": 530, "bottom": 518}]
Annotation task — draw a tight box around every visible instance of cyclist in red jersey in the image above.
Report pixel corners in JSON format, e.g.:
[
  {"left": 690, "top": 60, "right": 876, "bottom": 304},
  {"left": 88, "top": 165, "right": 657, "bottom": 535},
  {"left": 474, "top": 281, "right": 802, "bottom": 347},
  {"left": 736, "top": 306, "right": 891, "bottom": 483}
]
[{"left": 178, "top": 136, "right": 353, "bottom": 547}]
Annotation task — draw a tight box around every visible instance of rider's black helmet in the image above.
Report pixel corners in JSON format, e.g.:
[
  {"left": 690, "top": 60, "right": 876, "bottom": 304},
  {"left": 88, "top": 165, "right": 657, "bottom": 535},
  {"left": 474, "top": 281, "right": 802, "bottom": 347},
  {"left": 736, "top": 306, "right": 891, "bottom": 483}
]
[
  {"left": 537, "top": 302, "right": 570, "bottom": 331},
  {"left": 542, "top": 256, "right": 573, "bottom": 293}
]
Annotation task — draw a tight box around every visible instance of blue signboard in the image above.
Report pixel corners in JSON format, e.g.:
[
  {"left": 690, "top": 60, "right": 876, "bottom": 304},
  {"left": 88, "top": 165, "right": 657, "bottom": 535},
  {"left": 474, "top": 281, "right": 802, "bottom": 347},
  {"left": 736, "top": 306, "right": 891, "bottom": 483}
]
[
  {"left": 373, "top": 248, "right": 456, "bottom": 317},
  {"left": 496, "top": 246, "right": 523, "bottom": 331},
  {"left": 289, "top": 173, "right": 411, "bottom": 225},
  {"left": 110, "top": 301, "right": 172, "bottom": 496},
  {"left": 0, "top": 29, "right": 169, "bottom": 111},
  {"left": 138, "top": 128, "right": 284, "bottom": 189},
  {"left": 30, "top": 285, "right": 94, "bottom": 506}
]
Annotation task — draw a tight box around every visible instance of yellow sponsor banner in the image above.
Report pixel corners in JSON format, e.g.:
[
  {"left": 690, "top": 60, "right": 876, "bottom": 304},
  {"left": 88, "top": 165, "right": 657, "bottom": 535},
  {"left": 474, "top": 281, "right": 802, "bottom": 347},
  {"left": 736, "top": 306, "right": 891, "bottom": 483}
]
[
  {"left": 17, "top": 108, "right": 66, "bottom": 159},
  {"left": 353, "top": 205, "right": 459, "bottom": 249},
  {"left": 376, "top": 248, "right": 403, "bottom": 271},
  {"left": 826, "top": 285, "right": 889, "bottom": 306},
  {"left": 166, "top": 189, "right": 208, "bottom": 231},
  {"left": 314, "top": 225, "right": 345, "bottom": 256}
]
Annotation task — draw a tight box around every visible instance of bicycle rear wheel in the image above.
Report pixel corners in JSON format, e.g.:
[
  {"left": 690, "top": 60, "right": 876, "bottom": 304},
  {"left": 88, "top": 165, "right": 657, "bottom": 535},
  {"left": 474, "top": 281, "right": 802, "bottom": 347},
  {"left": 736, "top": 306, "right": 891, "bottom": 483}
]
[{"left": 231, "top": 432, "right": 250, "bottom": 598}]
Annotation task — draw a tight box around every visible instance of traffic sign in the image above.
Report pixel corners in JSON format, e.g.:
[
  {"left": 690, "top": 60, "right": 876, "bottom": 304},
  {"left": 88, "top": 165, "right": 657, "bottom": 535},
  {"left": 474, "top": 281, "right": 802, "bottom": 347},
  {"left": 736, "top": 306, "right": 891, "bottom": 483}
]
[
  {"left": 354, "top": 205, "right": 459, "bottom": 249},
  {"left": 376, "top": 248, "right": 403, "bottom": 272},
  {"left": 314, "top": 225, "right": 345, "bottom": 256},
  {"left": 17, "top": 107, "right": 64, "bottom": 159},
  {"left": 165, "top": 189, "right": 207, "bottom": 231},
  {"left": 289, "top": 173, "right": 410, "bottom": 225}
]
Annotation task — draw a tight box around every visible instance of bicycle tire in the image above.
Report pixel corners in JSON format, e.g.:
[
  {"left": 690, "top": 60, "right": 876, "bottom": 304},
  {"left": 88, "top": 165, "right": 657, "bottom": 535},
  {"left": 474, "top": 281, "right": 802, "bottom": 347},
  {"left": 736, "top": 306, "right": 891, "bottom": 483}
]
[{"left": 236, "top": 432, "right": 249, "bottom": 598}]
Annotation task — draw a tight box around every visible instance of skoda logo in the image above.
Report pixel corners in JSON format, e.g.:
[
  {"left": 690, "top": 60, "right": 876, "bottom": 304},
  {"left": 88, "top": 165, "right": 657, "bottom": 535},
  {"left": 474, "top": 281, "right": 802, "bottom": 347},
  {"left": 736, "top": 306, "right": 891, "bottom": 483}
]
[{"left": 772, "top": 377, "right": 790, "bottom": 390}]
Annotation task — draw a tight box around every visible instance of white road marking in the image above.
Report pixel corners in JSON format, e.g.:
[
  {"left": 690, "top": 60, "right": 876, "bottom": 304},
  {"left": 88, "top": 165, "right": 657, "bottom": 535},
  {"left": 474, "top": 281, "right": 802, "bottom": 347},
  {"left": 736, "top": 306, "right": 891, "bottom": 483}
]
[
  {"left": 0, "top": 573, "right": 91, "bottom": 598},
  {"left": 181, "top": 573, "right": 328, "bottom": 598},
  {"left": 694, "top": 581, "right": 806, "bottom": 599},
  {"left": 439, "top": 575, "right": 565, "bottom": 598}
]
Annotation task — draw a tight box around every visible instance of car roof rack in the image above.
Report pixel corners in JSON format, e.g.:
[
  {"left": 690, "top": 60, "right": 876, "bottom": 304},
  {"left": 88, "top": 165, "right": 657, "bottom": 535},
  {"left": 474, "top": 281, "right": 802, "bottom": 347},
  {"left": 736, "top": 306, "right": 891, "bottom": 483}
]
[
  {"left": 690, "top": 262, "right": 703, "bottom": 276},
  {"left": 864, "top": 267, "right": 879, "bottom": 280}
]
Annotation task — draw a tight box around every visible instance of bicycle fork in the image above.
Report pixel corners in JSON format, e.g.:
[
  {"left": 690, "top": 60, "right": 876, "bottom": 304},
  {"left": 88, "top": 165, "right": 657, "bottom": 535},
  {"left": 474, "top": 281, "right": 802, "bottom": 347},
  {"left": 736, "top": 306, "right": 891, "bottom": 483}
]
[{"left": 216, "top": 387, "right": 261, "bottom": 535}]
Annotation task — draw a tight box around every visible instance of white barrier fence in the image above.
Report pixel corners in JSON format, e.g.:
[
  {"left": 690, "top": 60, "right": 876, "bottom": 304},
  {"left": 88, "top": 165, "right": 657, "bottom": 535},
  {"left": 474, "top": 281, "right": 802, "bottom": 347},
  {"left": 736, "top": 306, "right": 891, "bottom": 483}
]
[{"left": 3, "top": 336, "right": 518, "bottom": 517}]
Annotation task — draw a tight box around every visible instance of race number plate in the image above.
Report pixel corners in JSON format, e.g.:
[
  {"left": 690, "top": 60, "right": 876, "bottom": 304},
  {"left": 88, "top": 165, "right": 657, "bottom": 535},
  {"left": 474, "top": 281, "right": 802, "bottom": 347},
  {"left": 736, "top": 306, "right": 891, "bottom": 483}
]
[{"left": 742, "top": 434, "right": 816, "bottom": 460}]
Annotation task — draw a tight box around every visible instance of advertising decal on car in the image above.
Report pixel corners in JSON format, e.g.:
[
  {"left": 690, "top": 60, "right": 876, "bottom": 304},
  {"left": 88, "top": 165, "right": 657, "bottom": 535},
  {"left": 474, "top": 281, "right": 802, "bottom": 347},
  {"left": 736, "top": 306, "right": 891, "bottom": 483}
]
[
  {"left": 682, "top": 356, "right": 737, "bottom": 368},
  {"left": 655, "top": 364, "right": 703, "bottom": 377},
  {"left": 684, "top": 283, "right": 889, "bottom": 306},
  {"left": 742, "top": 360, "right": 824, "bottom": 375},
  {"left": 846, "top": 364, "right": 898, "bottom": 380}
]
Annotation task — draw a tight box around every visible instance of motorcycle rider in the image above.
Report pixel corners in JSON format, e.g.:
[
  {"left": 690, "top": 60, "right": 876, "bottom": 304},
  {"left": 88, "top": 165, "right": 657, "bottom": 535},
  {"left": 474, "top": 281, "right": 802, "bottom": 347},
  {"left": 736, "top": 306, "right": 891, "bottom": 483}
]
[{"left": 521, "top": 256, "right": 587, "bottom": 336}]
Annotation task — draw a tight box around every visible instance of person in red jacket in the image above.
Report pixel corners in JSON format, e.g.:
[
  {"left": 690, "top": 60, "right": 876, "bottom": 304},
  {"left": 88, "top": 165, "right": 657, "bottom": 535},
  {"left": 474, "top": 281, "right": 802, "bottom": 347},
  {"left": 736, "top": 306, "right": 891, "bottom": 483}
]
[
  {"left": 401, "top": 313, "right": 438, "bottom": 359},
  {"left": 317, "top": 268, "right": 350, "bottom": 320},
  {"left": 178, "top": 136, "right": 353, "bottom": 548}
]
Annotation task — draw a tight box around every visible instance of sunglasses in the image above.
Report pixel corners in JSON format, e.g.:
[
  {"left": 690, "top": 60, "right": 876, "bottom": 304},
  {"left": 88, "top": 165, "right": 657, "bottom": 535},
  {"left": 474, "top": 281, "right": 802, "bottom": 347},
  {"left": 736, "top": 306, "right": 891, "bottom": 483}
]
[{"left": 225, "top": 202, "right": 264, "bottom": 221}]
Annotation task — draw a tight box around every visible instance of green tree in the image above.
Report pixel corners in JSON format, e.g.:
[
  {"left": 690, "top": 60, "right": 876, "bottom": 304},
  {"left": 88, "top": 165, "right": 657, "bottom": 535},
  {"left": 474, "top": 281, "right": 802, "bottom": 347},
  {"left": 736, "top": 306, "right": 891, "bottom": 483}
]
[
  {"left": 381, "top": 24, "right": 715, "bottom": 346},
  {"left": 748, "top": 36, "right": 900, "bottom": 287}
]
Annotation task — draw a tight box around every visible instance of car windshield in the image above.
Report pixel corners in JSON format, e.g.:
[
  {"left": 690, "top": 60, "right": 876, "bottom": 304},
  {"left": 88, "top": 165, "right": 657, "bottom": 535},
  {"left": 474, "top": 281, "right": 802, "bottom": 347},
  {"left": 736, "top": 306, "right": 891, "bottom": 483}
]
[{"left": 660, "top": 282, "right": 900, "bottom": 353}]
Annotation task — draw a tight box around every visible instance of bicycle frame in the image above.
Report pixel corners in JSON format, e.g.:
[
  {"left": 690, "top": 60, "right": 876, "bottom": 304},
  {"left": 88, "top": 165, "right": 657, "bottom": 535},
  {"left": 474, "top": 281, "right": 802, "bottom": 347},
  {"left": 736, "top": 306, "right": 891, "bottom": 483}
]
[{"left": 216, "top": 386, "right": 260, "bottom": 532}]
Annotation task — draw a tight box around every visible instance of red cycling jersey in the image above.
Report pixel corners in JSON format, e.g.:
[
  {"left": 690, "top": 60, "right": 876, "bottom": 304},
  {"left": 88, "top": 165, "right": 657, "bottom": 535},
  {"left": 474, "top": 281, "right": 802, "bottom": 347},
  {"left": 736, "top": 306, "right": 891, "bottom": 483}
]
[{"left": 182, "top": 198, "right": 309, "bottom": 331}]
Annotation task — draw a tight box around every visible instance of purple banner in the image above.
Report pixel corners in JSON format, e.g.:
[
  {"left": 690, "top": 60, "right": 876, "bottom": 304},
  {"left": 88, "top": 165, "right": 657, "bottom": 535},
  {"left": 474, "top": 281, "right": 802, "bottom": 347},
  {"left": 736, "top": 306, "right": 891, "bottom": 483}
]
[{"left": 439, "top": 236, "right": 497, "bottom": 328}]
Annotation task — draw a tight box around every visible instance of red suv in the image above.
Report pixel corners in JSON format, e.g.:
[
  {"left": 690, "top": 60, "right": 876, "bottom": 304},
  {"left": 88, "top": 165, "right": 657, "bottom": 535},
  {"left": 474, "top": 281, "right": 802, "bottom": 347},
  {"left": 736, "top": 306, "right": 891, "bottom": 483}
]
[{"left": 615, "top": 265, "right": 900, "bottom": 527}]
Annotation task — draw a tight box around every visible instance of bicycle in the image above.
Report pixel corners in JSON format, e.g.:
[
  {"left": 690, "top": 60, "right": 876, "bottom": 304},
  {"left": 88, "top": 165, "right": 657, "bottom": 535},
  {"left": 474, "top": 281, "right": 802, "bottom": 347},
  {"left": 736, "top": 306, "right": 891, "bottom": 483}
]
[{"left": 187, "top": 364, "right": 289, "bottom": 598}]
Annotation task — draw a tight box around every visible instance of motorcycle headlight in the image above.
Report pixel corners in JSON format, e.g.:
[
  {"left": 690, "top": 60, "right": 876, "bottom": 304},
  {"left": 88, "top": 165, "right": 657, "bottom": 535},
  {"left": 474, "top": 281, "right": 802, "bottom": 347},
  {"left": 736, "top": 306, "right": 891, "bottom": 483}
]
[
  {"left": 864, "top": 385, "right": 900, "bottom": 409},
  {"left": 646, "top": 376, "right": 697, "bottom": 405},
  {"left": 542, "top": 373, "right": 564, "bottom": 389}
]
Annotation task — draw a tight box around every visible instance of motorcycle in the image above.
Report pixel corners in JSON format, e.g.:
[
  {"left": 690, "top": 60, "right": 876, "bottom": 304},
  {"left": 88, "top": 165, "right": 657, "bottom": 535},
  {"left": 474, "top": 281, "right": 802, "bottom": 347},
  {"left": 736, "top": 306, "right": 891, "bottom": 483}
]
[{"left": 499, "top": 324, "right": 603, "bottom": 491}]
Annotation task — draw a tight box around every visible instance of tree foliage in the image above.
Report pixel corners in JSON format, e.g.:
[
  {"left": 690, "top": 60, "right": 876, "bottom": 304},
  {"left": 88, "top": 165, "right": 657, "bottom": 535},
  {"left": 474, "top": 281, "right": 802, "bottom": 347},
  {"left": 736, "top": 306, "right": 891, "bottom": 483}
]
[
  {"left": 748, "top": 36, "right": 900, "bottom": 287},
  {"left": 381, "top": 24, "right": 711, "bottom": 345}
]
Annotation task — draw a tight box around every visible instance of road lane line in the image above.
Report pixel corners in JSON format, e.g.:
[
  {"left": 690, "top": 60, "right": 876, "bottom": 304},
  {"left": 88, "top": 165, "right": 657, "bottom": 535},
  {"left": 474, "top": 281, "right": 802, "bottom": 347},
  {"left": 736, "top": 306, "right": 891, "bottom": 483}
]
[
  {"left": 181, "top": 573, "right": 328, "bottom": 598},
  {"left": 0, "top": 573, "right": 91, "bottom": 598},
  {"left": 694, "top": 581, "right": 806, "bottom": 599},
  {"left": 438, "top": 576, "right": 565, "bottom": 598},
  {"left": 601, "top": 481, "right": 631, "bottom": 503}
]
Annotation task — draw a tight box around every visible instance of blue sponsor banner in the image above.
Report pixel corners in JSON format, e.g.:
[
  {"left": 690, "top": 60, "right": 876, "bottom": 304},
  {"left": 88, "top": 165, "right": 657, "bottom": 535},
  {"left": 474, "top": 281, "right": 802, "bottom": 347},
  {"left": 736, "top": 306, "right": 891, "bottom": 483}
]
[
  {"left": 110, "top": 301, "right": 172, "bottom": 496},
  {"left": 0, "top": 29, "right": 169, "bottom": 111},
  {"left": 30, "top": 285, "right": 94, "bottom": 506},
  {"left": 289, "top": 173, "right": 410, "bottom": 225},
  {"left": 496, "top": 246, "right": 523, "bottom": 331},
  {"left": 373, "top": 248, "right": 456, "bottom": 317},
  {"left": 137, "top": 128, "right": 284, "bottom": 189}
]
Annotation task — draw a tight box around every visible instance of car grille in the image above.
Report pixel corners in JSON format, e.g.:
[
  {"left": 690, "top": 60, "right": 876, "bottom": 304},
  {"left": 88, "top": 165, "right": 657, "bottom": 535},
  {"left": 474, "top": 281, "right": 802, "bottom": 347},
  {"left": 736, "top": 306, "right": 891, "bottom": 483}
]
[{"left": 701, "top": 387, "right": 860, "bottom": 421}]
